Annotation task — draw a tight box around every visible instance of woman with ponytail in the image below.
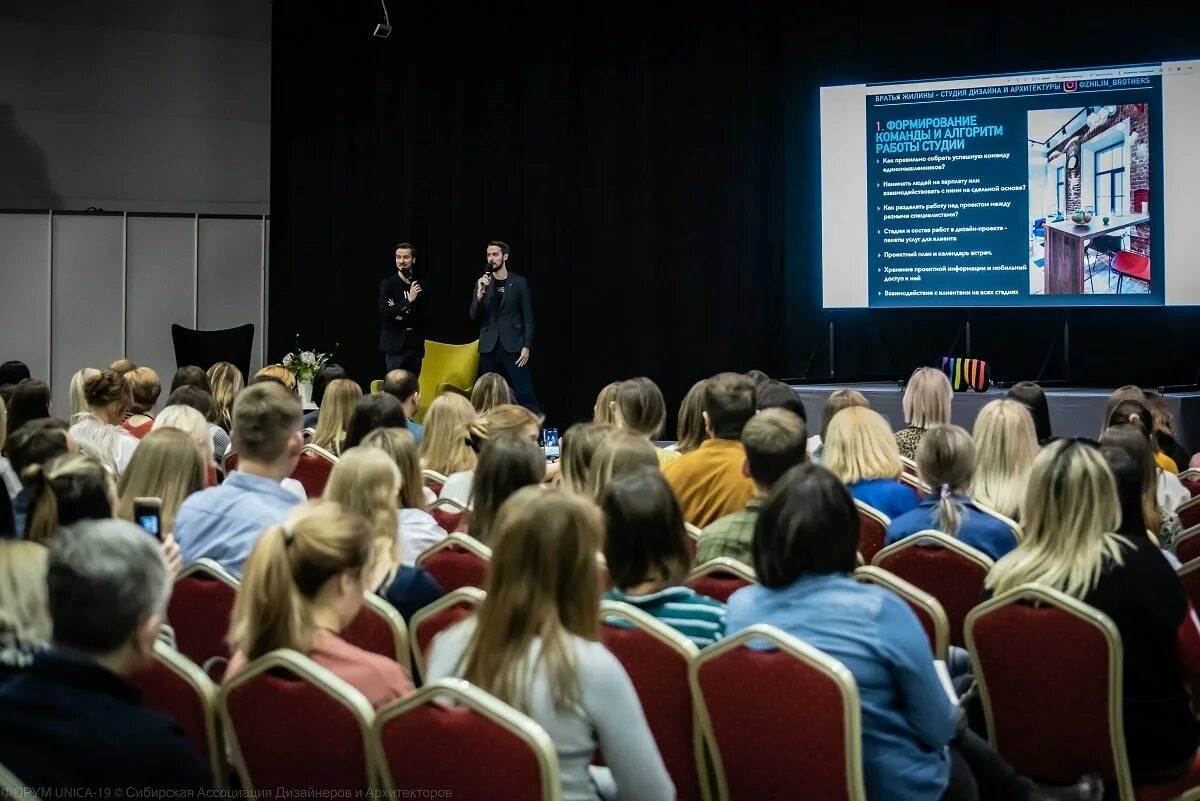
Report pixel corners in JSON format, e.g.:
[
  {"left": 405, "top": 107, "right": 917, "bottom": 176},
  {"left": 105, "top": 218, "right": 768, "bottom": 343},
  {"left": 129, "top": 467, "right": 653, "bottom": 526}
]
[
  {"left": 224, "top": 500, "right": 415, "bottom": 708},
  {"left": 322, "top": 448, "right": 442, "bottom": 621},
  {"left": 68, "top": 369, "right": 139, "bottom": 476},
  {"left": 884, "top": 424, "right": 1018, "bottom": 560},
  {"left": 23, "top": 454, "right": 115, "bottom": 545},
  {"left": 438, "top": 404, "right": 542, "bottom": 505}
]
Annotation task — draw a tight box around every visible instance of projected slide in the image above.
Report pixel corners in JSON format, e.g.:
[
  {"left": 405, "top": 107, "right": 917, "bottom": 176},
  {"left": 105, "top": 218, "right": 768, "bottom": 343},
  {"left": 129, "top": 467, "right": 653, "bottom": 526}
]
[{"left": 821, "top": 62, "right": 1200, "bottom": 308}]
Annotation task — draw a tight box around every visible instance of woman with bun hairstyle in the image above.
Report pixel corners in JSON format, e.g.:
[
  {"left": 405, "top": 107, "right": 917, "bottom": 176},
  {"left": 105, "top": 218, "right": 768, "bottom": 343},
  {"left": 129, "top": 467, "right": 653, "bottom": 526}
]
[{"left": 68, "top": 370, "right": 139, "bottom": 475}]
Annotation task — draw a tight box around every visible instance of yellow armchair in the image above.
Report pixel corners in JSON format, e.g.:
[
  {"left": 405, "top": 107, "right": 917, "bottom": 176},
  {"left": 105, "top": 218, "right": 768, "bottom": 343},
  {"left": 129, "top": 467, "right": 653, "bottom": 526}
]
[{"left": 415, "top": 340, "right": 480, "bottom": 422}]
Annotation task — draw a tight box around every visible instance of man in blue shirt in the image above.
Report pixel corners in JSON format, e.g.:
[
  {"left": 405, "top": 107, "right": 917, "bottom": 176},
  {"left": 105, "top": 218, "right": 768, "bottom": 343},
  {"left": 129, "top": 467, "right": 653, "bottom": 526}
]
[
  {"left": 174, "top": 382, "right": 304, "bottom": 576},
  {"left": 383, "top": 368, "right": 423, "bottom": 443}
]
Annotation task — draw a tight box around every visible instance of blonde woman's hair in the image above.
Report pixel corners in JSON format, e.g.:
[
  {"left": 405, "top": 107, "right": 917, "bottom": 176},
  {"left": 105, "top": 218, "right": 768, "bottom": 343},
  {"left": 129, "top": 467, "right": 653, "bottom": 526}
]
[
  {"left": 987, "top": 440, "right": 1127, "bottom": 599},
  {"left": 419, "top": 393, "right": 479, "bottom": 475},
  {"left": 0, "top": 541, "right": 51, "bottom": 648},
  {"left": 229, "top": 501, "right": 373, "bottom": 661},
  {"left": 116, "top": 428, "right": 205, "bottom": 534},
  {"left": 125, "top": 367, "right": 161, "bottom": 416},
  {"left": 311, "top": 379, "right": 362, "bottom": 456},
  {"left": 464, "top": 405, "right": 542, "bottom": 454},
  {"left": 459, "top": 487, "right": 602, "bottom": 712},
  {"left": 971, "top": 400, "right": 1037, "bottom": 520},
  {"left": 586, "top": 431, "right": 659, "bottom": 501},
  {"left": 823, "top": 407, "right": 903, "bottom": 484},
  {"left": 360, "top": 427, "right": 426, "bottom": 510},
  {"left": 675, "top": 379, "right": 709, "bottom": 454},
  {"left": 902, "top": 367, "right": 952, "bottom": 428},
  {"left": 69, "top": 368, "right": 100, "bottom": 422},
  {"left": 206, "top": 362, "right": 244, "bottom": 431},
  {"left": 110, "top": 358, "right": 137, "bottom": 375},
  {"left": 322, "top": 448, "right": 402, "bottom": 585},
  {"left": 471, "top": 373, "right": 514, "bottom": 414},
  {"left": 561, "top": 423, "right": 616, "bottom": 494},
  {"left": 915, "top": 424, "right": 974, "bottom": 537},
  {"left": 614, "top": 377, "right": 667, "bottom": 439},
  {"left": 593, "top": 382, "right": 621, "bottom": 425},
  {"left": 153, "top": 405, "right": 215, "bottom": 467},
  {"left": 255, "top": 364, "right": 297, "bottom": 392}
]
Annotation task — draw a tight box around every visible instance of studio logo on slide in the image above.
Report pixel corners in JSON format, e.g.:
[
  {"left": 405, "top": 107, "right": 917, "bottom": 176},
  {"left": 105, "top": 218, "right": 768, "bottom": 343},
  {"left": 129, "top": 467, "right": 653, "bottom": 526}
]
[{"left": 1061, "top": 80, "right": 1078, "bottom": 93}]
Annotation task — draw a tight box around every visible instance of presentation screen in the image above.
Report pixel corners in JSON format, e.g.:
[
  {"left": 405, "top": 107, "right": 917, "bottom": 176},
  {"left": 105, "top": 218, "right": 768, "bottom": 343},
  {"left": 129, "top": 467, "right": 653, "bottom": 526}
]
[{"left": 821, "top": 62, "right": 1200, "bottom": 308}]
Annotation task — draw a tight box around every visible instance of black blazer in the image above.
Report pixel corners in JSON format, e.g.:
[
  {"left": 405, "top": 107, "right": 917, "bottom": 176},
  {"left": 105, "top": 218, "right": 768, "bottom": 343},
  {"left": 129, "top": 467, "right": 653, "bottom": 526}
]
[
  {"left": 469, "top": 272, "right": 534, "bottom": 354},
  {"left": 378, "top": 273, "right": 428, "bottom": 353}
]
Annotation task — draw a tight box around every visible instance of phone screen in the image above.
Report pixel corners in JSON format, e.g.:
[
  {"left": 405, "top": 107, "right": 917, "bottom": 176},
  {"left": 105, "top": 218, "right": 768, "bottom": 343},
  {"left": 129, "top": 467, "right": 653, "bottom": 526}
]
[
  {"left": 542, "top": 427, "right": 560, "bottom": 460},
  {"left": 133, "top": 498, "right": 162, "bottom": 538}
]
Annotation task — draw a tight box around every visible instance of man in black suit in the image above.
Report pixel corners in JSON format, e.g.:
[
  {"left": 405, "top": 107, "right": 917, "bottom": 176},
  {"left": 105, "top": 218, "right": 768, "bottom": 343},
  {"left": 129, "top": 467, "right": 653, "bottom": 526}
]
[
  {"left": 378, "top": 242, "right": 427, "bottom": 374},
  {"left": 470, "top": 240, "right": 540, "bottom": 413}
]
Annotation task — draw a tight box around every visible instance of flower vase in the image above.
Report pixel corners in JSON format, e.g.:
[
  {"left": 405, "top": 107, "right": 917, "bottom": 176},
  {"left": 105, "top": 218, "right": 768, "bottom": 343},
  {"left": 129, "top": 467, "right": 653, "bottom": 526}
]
[{"left": 299, "top": 380, "right": 313, "bottom": 407}]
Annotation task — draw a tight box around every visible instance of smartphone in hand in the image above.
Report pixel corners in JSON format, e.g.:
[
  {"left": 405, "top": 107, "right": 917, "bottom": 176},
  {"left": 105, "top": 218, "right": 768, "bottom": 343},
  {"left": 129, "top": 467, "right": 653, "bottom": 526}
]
[
  {"left": 133, "top": 497, "right": 163, "bottom": 540},
  {"left": 542, "top": 427, "right": 560, "bottom": 461}
]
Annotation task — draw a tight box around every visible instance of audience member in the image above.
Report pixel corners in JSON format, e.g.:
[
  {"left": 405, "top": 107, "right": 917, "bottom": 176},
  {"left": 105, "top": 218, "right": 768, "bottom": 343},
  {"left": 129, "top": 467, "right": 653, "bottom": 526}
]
[
  {"left": 603, "top": 469, "right": 726, "bottom": 647},
  {"left": 344, "top": 392, "right": 407, "bottom": 450},
  {"left": 6, "top": 379, "right": 53, "bottom": 441},
  {"left": 68, "top": 368, "right": 100, "bottom": 423},
  {"left": 0, "top": 384, "right": 13, "bottom": 406},
  {"left": 614, "top": 377, "right": 678, "bottom": 464},
  {"left": 1006, "top": 381, "right": 1053, "bottom": 445},
  {"left": 109, "top": 358, "right": 137, "bottom": 376},
  {"left": 560, "top": 422, "right": 614, "bottom": 495},
  {"left": 120, "top": 367, "right": 161, "bottom": 438},
  {"left": 164, "top": 384, "right": 228, "bottom": 462},
  {"left": 173, "top": 382, "right": 303, "bottom": 576},
  {"left": 988, "top": 439, "right": 1200, "bottom": 784},
  {"left": 823, "top": 406, "right": 918, "bottom": 519},
  {"left": 592, "top": 381, "right": 621, "bottom": 424},
  {"left": 115, "top": 427, "right": 204, "bottom": 547},
  {"left": 426, "top": 487, "right": 674, "bottom": 801},
  {"left": 7, "top": 419, "right": 72, "bottom": 535},
  {"left": 895, "top": 367, "right": 953, "bottom": 460},
  {"left": 1107, "top": 399, "right": 1189, "bottom": 511},
  {"left": 310, "top": 378, "right": 362, "bottom": 456},
  {"left": 382, "top": 369, "right": 423, "bottom": 442},
  {"left": 154, "top": 405, "right": 217, "bottom": 477},
  {"left": 728, "top": 463, "right": 1100, "bottom": 801},
  {"left": 0, "top": 361, "right": 31, "bottom": 387},
  {"left": 254, "top": 364, "right": 297, "bottom": 393},
  {"left": 673, "top": 379, "right": 709, "bottom": 454},
  {"left": 971, "top": 399, "right": 1038, "bottom": 522},
  {"left": 321, "top": 449, "right": 443, "bottom": 622},
  {"left": 359, "top": 427, "right": 446, "bottom": 562},
  {"left": 755, "top": 380, "right": 807, "bottom": 422},
  {"left": 471, "top": 372, "right": 514, "bottom": 414},
  {"left": 225, "top": 501, "right": 415, "bottom": 707},
  {"left": 470, "top": 433, "right": 546, "bottom": 543},
  {"left": 0, "top": 398, "right": 19, "bottom": 498},
  {"left": 586, "top": 430, "right": 659, "bottom": 501},
  {"left": 746, "top": 369, "right": 771, "bottom": 387},
  {"left": 439, "top": 404, "right": 542, "bottom": 505},
  {"left": 419, "top": 393, "right": 478, "bottom": 477},
  {"left": 698, "top": 409, "right": 807, "bottom": 565},
  {"left": 1143, "top": 392, "right": 1190, "bottom": 474},
  {"left": 301, "top": 362, "right": 345, "bottom": 429},
  {"left": 885, "top": 424, "right": 1018, "bottom": 560},
  {"left": 70, "top": 370, "right": 138, "bottom": 475},
  {"left": 0, "top": 521, "right": 212, "bottom": 791},
  {"left": 0, "top": 541, "right": 50, "bottom": 679},
  {"left": 662, "top": 373, "right": 757, "bottom": 527},
  {"left": 1101, "top": 424, "right": 1181, "bottom": 548},
  {"left": 23, "top": 454, "right": 115, "bottom": 544},
  {"left": 170, "top": 365, "right": 212, "bottom": 395},
  {"left": 811, "top": 388, "right": 870, "bottom": 463},
  {"left": 206, "top": 361, "right": 244, "bottom": 433}
]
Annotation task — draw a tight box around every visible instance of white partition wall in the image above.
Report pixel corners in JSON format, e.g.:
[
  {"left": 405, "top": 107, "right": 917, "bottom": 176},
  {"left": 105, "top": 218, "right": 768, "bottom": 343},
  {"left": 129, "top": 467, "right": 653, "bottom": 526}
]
[{"left": 0, "top": 211, "right": 268, "bottom": 415}]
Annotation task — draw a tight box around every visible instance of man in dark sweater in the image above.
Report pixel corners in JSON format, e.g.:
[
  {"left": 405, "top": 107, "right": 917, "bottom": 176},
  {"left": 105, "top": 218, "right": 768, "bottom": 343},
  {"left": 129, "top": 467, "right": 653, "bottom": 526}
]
[{"left": 379, "top": 242, "right": 428, "bottom": 375}]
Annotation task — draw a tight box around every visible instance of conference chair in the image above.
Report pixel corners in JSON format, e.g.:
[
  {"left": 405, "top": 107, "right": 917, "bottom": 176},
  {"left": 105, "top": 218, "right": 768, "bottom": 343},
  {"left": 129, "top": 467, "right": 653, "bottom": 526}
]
[
  {"left": 409, "top": 588, "right": 486, "bottom": 679},
  {"left": 341, "top": 594, "right": 412, "bottom": 674},
  {"left": 1178, "top": 496, "right": 1200, "bottom": 532},
  {"left": 898, "top": 471, "right": 929, "bottom": 500},
  {"left": 291, "top": 443, "right": 337, "bottom": 497},
  {"left": 130, "top": 641, "right": 227, "bottom": 788},
  {"left": 691, "top": 624, "right": 867, "bottom": 801},
  {"left": 423, "top": 469, "right": 449, "bottom": 496},
  {"left": 1178, "top": 469, "right": 1200, "bottom": 498},
  {"left": 973, "top": 501, "right": 1023, "bottom": 542},
  {"left": 171, "top": 323, "right": 254, "bottom": 381},
  {"left": 684, "top": 523, "right": 702, "bottom": 557},
  {"left": 966, "top": 584, "right": 1200, "bottom": 800},
  {"left": 1174, "top": 527, "right": 1200, "bottom": 565},
  {"left": 899, "top": 455, "right": 920, "bottom": 478},
  {"left": 372, "top": 679, "right": 560, "bottom": 801},
  {"left": 854, "top": 500, "right": 892, "bottom": 563},
  {"left": 168, "top": 559, "right": 240, "bottom": 671},
  {"left": 685, "top": 557, "right": 757, "bottom": 604},
  {"left": 218, "top": 650, "right": 376, "bottom": 798},
  {"left": 873, "top": 531, "right": 993, "bottom": 648},
  {"left": 430, "top": 496, "right": 468, "bottom": 533},
  {"left": 1179, "top": 558, "right": 1200, "bottom": 615},
  {"left": 853, "top": 566, "right": 950, "bottom": 661},
  {"left": 415, "top": 533, "right": 492, "bottom": 594},
  {"left": 600, "top": 601, "right": 706, "bottom": 801},
  {"left": 416, "top": 340, "right": 481, "bottom": 423},
  {"left": 223, "top": 448, "right": 239, "bottom": 474}
]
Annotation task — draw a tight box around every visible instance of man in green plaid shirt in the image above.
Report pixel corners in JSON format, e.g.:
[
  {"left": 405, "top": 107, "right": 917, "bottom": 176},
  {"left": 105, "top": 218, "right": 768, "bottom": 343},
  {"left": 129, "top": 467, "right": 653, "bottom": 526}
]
[{"left": 696, "top": 408, "right": 808, "bottom": 566}]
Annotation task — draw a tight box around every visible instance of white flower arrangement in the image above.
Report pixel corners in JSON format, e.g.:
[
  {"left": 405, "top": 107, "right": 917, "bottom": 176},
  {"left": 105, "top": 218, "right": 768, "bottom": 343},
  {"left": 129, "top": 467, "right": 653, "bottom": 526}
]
[{"left": 281, "top": 337, "right": 333, "bottom": 383}]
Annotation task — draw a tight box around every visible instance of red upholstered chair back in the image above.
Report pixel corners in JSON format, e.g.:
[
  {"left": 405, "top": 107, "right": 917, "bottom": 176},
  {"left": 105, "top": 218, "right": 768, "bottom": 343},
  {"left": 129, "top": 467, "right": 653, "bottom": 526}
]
[
  {"left": 219, "top": 651, "right": 376, "bottom": 797},
  {"left": 853, "top": 566, "right": 950, "bottom": 661},
  {"left": 900, "top": 455, "right": 919, "bottom": 478},
  {"left": 372, "top": 680, "right": 559, "bottom": 800},
  {"left": 341, "top": 594, "right": 412, "bottom": 672},
  {"left": 292, "top": 445, "right": 337, "bottom": 497},
  {"left": 423, "top": 469, "right": 448, "bottom": 498},
  {"left": 691, "top": 625, "right": 867, "bottom": 801},
  {"left": 429, "top": 497, "right": 469, "bottom": 534},
  {"left": 854, "top": 501, "right": 891, "bottom": 564},
  {"left": 167, "top": 559, "right": 239, "bottom": 667},
  {"left": 1179, "top": 470, "right": 1200, "bottom": 498},
  {"left": 684, "top": 558, "right": 757, "bottom": 604},
  {"left": 1180, "top": 559, "right": 1200, "bottom": 614},
  {"left": 223, "top": 450, "right": 239, "bottom": 473},
  {"left": 1179, "top": 497, "right": 1200, "bottom": 533},
  {"left": 966, "top": 584, "right": 1133, "bottom": 797},
  {"left": 130, "top": 642, "right": 225, "bottom": 787},
  {"left": 601, "top": 602, "right": 704, "bottom": 801},
  {"left": 1175, "top": 528, "right": 1200, "bottom": 565},
  {"left": 415, "top": 533, "right": 491, "bottom": 593},
  {"left": 872, "top": 531, "right": 993, "bottom": 648},
  {"left": 409, "top": 587, "right": 486, "bottom": 677}
]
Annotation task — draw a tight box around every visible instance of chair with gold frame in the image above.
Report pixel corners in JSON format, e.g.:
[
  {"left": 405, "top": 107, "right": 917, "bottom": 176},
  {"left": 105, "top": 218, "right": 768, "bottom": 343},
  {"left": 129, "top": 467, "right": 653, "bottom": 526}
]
[
  {"left": 341, "top": 593, "right": 413, "bottom": 674},
  {"left": 684, "top": 557, "right": 757, "bottom": 605},
  {"left": 853, "top": 500, "right": 891, "bottom": 563},
  {"left": 409, "top": 587, "right": 487, "bottom": 679},
  {"left": 415, "top": 532, "right": 492, "bottom": 592},
  {"left": 168, "top": 558, "right": 240, "bottom": 669},
  {"left": 853, "top": 565, "right": 950, "bottom": 661}
]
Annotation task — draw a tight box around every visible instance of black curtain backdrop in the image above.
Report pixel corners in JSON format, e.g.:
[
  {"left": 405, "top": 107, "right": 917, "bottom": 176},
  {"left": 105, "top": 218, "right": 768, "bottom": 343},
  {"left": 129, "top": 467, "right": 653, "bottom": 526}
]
[{"left": 271, "top": 3, "right": 1200, "bottom": 428}]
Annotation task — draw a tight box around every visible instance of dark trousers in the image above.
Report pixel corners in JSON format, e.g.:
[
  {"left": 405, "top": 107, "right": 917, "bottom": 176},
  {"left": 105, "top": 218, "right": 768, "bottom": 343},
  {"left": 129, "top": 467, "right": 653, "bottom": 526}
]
[
  {"left": 942, "top": 729, "right": 1036, "bottom": 801},
  {"left": 479, "top": 348, "right": 540, "bottom": 414},
  {"left": 384, "top": 348, "right": 423, "bottom": 376}
]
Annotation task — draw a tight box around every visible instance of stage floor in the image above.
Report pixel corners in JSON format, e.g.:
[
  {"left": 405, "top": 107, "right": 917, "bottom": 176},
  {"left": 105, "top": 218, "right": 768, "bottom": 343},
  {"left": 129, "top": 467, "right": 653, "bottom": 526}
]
[{"left": 791, "top": 382, "right": 1200, "bottom": 451}]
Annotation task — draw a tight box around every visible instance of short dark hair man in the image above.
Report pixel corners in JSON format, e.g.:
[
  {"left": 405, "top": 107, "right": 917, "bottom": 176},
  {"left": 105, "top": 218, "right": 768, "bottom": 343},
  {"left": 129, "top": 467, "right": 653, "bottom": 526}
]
[
  {"left": 382, "top": 368, "right": 423, "bottom": 442},
  {"left": 469, "top": 241, "right": 540, "bottom": 413},
  {"left": 756, "top": 379, "right": 807, "bottom": 421},
  {"left": 379, "top": 242, "right": 428, "bottom": 375}
]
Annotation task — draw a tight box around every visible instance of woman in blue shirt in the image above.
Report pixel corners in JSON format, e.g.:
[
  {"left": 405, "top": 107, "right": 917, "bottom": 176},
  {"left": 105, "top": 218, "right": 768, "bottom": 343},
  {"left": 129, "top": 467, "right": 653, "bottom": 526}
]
[
  {"left": 726, "top": 463, "right": 1099, "bottom": 801},
  {"left": 823, "top": 406, "right": 919, "bottom": 519},
  {"left": 884, "top": 425, "right": 1018, "bottom": 561}
]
